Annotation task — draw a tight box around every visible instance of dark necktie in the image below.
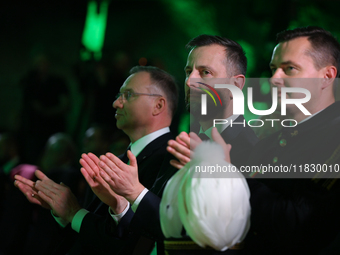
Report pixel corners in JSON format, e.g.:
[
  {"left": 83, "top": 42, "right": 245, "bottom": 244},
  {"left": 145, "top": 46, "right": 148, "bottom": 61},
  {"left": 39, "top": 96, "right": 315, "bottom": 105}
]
[{"left": 120, "top": 146, "right": 131, "bottom": 164}]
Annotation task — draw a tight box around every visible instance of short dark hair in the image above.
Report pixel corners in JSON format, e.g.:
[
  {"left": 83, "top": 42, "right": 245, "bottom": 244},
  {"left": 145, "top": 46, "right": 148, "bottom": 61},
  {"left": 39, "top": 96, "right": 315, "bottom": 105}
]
[
  {"left": 129, "top": 66, "right": 178, "bottom": 117},
  {"left": 185, "top": 35, "right": 247, "bottom": 76},
  {"left": 276, "top": 26, "right": 340, "bottom": 77}
]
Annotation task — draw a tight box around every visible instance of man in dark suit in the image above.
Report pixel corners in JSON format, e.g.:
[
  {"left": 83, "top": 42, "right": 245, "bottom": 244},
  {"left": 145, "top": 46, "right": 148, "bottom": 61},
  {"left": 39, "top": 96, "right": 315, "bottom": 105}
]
[
  {"left": 243, "top": 26, "right": 340, "bottom": 255},
  {"left": 14, "top": 65, "right": 178, "bottom": 255},
  {"left": 164, "top": 28, "right": 340, "bottom": 254},
  {"left": 167, "top": 34, "right": 258, "bottom": 170},
  {"left": 97, "top": 35, "right": 259, "bottom": 254},
  {"left": 198, "top": 26, "right": 340, "bottom": 255}
]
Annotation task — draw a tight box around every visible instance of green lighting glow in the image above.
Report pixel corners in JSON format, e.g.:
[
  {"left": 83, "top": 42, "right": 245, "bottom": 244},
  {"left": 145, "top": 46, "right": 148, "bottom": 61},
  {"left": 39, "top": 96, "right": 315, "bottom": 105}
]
[
  {"left": 81, "top": 0, "right": 109, "bottom": 60},
  {"left": 260, "top": 80, "right": 271, "bottom": 95},
  {"left": 164, "top": 0, "right": 219, "bottom": 38},
  {"left": 80, "top": 48, "right": 92, "bottom": 61},
  {"left": 238, "top": 40, "right": 255, "bottom": 75},
  {"left": 178, "top": 112, "right": 191, "bottom": 133}
]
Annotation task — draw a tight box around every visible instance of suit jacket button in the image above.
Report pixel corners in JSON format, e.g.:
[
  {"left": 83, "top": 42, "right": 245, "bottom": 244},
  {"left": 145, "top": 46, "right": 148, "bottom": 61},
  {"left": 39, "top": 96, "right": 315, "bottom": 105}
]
[
  {"left": 273, "top": 156, "right": 278, "bottom": 163},
  {"left": 279, "top": 139, "right": 287, "bottom": 147}
]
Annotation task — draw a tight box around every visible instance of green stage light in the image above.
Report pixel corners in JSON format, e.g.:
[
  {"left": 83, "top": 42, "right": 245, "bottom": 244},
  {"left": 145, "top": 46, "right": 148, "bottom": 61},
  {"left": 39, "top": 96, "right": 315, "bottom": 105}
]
[
  {"left": 164, "top": 0, "right": 219, "bottom": 37},
  {"left": 81, "top": 0, "right": 109, "bottom": 60}
]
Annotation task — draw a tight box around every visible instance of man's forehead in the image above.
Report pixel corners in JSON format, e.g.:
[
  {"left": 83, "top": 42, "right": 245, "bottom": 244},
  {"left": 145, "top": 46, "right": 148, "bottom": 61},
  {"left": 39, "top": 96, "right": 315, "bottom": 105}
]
[
  {"left": 186, "top": 44, "right": 226, "bottom": 64},
  {"left": 271, "top": 37, "right": 312, "bottom": 64},
  {"left": 121, "top": 72, "right": 151, "bottom": 91},
  {"left": 270, "top": 44, "right": 282, "bottom": 65}
]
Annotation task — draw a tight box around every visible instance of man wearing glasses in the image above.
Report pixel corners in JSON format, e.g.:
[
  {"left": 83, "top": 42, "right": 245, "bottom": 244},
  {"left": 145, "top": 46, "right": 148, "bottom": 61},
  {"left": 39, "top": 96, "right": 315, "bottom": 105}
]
[
  {"left": 14, "top": 65, "right": 178, "bottom": 254},
  {"left": 89, "top": 35, "right": 259, "bottom": 254}
]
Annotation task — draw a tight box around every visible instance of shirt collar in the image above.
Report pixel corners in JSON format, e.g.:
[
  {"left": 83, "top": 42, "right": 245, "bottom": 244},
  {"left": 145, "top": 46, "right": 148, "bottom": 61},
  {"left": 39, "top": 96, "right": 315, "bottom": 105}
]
[
  {"left": 130, "top": 127, "right": 170, "bottom": 157},
  {"left": 199, "top": 115, "right": 240, "bottom": 140}
]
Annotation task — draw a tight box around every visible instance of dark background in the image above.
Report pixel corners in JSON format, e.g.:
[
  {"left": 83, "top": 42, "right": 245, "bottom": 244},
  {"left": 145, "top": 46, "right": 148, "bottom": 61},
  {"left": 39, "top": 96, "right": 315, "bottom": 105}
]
[{"left": 1, "top": 0, "right": 340, "bottom": 138}]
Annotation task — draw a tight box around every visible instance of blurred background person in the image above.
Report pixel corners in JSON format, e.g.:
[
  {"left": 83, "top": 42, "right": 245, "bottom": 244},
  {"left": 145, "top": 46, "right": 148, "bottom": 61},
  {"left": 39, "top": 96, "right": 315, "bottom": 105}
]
[{"left": 0, "top": 132, "right": 83, "bottom": 255}]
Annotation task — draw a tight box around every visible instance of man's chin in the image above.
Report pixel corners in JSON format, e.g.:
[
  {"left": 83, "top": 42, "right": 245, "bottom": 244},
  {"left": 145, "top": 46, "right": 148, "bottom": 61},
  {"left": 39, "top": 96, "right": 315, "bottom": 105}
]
[{"left": 115, "top": 121, "right": 124, "bottom": 130}]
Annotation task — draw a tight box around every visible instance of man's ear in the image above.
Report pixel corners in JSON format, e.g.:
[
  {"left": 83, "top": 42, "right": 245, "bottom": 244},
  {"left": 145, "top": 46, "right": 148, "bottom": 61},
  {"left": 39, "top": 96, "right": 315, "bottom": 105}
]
[
  {"left": 153, "top": 97, "right": 166, "bottom": 116},
  {"left": 231, "top": 74, "right": 246, "bottom": 90},
  {"left": 322, "top": 65, "right": 337, "bottom": 89}
]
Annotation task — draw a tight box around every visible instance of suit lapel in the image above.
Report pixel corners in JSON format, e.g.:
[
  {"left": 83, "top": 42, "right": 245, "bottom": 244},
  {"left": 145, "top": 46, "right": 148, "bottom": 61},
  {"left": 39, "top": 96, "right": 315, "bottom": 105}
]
[
  {"left": 135, "top": 132, "right": 173, "bottom": 164},
  {"left": 220, "top": 115, "right": 246, "bottom": 143}
]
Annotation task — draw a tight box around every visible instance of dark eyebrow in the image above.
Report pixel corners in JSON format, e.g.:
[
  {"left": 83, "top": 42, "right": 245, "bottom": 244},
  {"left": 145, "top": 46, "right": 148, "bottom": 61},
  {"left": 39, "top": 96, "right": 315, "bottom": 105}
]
[
  {"left": 198, "top": 65, "right": 213, "bottom": 70},
  {"left": 184, "top": 65, "right": 216, "bottom": 72},
  {"left": 269, "top": 61, "right": 301, "bottom": 68},
  {"left": 281, "top": 61, "right": 299, "bottom": 66}
]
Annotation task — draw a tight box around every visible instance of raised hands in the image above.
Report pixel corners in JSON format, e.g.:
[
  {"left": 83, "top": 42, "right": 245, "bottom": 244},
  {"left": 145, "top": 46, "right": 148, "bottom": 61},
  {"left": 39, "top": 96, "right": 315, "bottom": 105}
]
[
  {"left": 210, "top": 127, "right": 232, "bottom": 163},
  {"left": 166, "top": 131, "right": 202, "bottom": 169},
  {"left": 14, "top": 170, "right": 81, "bottom": 223},
  {"left": 166, "top": 128, "right": 232, "bottom": 169},
  {"left": 98, "top": 151, "right": 145, "bottom": 204},
  {"left": 80, "top": 153, "right": 128, "bottom": 214},
  {"left": 14, "top": 171, "right": 51, "bottom": 210}
]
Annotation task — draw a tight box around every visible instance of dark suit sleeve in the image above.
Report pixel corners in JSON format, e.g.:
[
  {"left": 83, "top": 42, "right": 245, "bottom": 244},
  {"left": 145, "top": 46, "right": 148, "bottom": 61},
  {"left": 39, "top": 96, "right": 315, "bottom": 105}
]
[
  {"left": 128, "top": 191, "right": 164, "bottom": 240},
  {"left": 76, "top": 211, "right": 128, "bottom": 254},
  {"left": 115, "top": 155, "right": 178, "bottom": 243},
  {"left": 71, "top": 202, "right": 140, "bottom": 254},
  {"left": 75, "top": 189, "right": 166, "bottom": 254}
]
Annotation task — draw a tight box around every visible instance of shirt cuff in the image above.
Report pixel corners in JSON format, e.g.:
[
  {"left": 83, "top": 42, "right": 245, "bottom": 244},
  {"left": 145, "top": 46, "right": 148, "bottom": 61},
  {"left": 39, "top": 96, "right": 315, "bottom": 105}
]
[
  {"left": 109, "top": 202, "right": 130, "bottom": 224},
  {"left": 71, "top": 208, "right": 89, "bottom": 233},
  {"left": 51, "top": 211, "right": 69, "bottom": 228},
  {"left": 131, "top": 188, "right": 149, "bottom": 212}
]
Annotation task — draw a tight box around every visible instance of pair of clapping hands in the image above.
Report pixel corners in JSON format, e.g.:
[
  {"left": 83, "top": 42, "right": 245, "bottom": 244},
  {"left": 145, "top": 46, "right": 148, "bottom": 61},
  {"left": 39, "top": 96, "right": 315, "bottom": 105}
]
[
  {"left": 14, "top": 128, "right": 231, "bottom": 223},
  {"left": 14, "top": 151, "right": 143, "bottom": 223},
  {"left": 167, "top": 127, "right": 231, "bottom": 169}
]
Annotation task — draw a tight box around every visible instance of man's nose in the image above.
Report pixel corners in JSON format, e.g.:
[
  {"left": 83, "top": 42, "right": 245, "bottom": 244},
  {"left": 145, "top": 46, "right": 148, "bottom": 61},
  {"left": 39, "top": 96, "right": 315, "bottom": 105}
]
[
  {"left": 270, "top": 69, "right": 285, "bottom": 87},
  {"left": 113, "top": 98, "right": 122, "bottom": 109},
  {"left": 185, "top": 70, "right": 200, "bottom": 89}
]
